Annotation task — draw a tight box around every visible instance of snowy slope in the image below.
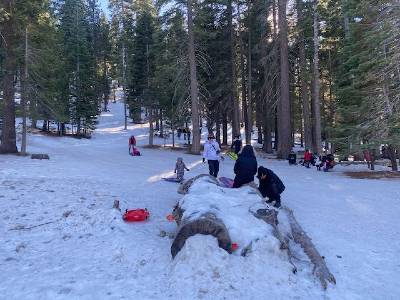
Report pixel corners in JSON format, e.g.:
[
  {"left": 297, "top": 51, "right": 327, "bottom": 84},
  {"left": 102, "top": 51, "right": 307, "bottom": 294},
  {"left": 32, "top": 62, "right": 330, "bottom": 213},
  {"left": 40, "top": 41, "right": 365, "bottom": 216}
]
[{"left": 1, "top": 100, "right": 399, "bottom": 300}]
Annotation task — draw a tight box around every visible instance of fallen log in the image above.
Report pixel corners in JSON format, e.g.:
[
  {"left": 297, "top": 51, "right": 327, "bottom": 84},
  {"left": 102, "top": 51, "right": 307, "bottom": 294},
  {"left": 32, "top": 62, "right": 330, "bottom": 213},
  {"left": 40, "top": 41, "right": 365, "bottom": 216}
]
[
  {"left": 171, "top": 212, "right": 232, "bottom": 258},
  {"left": 31, "top": 153, "right": 50, "bottom": 160},
  {"left": 178, "top": 174, "right": 218, "bottom": 195},
  {"left": 282, "top": 206, "right": 336, "bottom": 289}
]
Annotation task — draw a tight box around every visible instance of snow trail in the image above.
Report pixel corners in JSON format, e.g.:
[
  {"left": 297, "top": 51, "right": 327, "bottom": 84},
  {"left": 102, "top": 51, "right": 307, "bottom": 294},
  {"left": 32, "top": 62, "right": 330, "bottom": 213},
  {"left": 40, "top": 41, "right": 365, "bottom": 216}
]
[{"left": 1, "top": 100, "right": 399, "bottom": 299}]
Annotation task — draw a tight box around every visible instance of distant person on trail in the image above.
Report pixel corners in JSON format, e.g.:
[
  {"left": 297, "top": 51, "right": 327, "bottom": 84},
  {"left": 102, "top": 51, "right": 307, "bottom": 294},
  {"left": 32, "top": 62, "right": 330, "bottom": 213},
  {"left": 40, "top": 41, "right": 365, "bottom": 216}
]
[
  {"left": 287, "top": 150, "right": 297, "bottom": 165},
  {"left": 128, "top": 135, "right": 136, "bottom": 155},
  {"left": 303, "top": 149, "right": 312, "bottom": 168},
  {"left": 231, "top": 135, "right": 242, "bottom": 154},
  {"left": 174, "top": 157, "right": 190, "bottom": 182},
  {"left": 233, "top": 145, "right": 257, "bottom": 188},
  {"left": 257, "top": 166, "right": 285, "bottom": 208},
  {"left": 203, "top": 133, "right": 221, "bottom": 178}
]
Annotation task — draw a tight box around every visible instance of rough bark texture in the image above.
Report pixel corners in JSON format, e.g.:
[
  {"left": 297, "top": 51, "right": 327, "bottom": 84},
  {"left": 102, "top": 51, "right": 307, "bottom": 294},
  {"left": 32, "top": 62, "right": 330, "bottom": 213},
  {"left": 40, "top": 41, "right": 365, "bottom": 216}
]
[
  {"left": 247, "top": 0, "right": 253, "bottom": 145},
  {"left": 187, "top": 0, "right": 201, "bottom": 154},
  {"left": 228, "top": 0, "right": 240, "bottom": 138},
  {"left": 283, "top": 206, "right": 336, "bottom": 290},
  {"left": 237, "top": 5, "right": 249, "bottom": 144},
  {"left": 296, "top": 0, "right": 312, "bottom": 151},
  {"left": 311, "top": 0, "right": 322, "bottom": 153},
  {"left": 0, "top": 0, "right": 18, "bottom": 154},
  {"left": 277, "top": 0, "right": 291, "bottom": 159}
]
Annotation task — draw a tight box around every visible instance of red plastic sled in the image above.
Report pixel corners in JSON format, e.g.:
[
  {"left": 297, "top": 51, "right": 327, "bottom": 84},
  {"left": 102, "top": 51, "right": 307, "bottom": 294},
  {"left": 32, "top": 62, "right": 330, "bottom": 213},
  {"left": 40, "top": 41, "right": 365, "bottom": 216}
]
[{"left": 123, "top": 209, "right": 149, "bottom": 222}]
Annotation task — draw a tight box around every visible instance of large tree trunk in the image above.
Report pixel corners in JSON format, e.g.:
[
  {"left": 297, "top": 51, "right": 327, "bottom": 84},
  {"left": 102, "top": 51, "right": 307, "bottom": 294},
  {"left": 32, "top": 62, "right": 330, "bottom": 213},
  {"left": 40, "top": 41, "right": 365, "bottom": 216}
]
[
  {"left": 0, "top": 0, "right": 18, "bottom": 154},
  {"left": 222, "top": 114, "right": 228, "bottom": 145},
  {"left": 277, "top": 0, "right": 291, "bottom": 159},
  {"left": 311, "top": 0, "right": 322, "bottom": 153},
  {"left": 296, "top": 0, "right": 312, "bottom": 151},
  {"left": 20, "top": 27, "right": 29, "bottom": 156},
  {"left": 246, "top": 0, "right": 253, "bottom": 145},
  {"left": 238, "top": 2, "right": 250, "bottom": 144},
  {"left": 228, "top": 0, "right": 240, "bottom": 139},
  {"left": 187, "top": 0, "right": 201, "bottom": 154},
  {"left": 387, "top": 145, "right": 398, "bottom": 171}
]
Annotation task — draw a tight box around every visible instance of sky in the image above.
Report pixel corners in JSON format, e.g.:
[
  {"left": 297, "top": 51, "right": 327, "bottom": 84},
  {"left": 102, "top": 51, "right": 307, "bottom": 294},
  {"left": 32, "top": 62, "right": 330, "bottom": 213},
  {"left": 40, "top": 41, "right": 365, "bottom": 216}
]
[{"left": 99, "top": 0, "right": 109, "bottom": 13}]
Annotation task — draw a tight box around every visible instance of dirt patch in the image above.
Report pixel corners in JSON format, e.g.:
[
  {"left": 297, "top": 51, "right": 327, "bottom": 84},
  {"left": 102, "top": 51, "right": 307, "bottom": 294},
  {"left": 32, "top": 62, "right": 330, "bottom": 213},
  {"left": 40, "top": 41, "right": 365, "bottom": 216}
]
[{"left": 344, "top": 171, "right": 400, "bottom": 180}]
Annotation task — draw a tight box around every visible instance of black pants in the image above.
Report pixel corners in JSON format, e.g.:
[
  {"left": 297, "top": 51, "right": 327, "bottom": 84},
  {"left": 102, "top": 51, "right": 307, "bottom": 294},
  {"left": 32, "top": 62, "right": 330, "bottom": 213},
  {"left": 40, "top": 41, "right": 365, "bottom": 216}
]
[{"left": 208, "top": 160, "right": 220, "bottom": 177}]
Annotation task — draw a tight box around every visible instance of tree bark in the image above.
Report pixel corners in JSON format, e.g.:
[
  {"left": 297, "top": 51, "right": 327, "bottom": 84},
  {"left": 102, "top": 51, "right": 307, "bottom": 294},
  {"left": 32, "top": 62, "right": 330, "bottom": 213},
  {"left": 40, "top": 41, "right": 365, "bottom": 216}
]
[
  {"left": 238, "top": 2, "right": 250, "bottom": 144},
  {"left": 187, "top": 0, "right": 201, "bottom": 154},
  {"left": 20, "top": 27, "right": 29, "bottom": 155},
  {"left": 296, "top": 0, "right": 312, "bottom": 151},
  {"left": 247, "top": 0, "right": 253, "bottom": 145},
  {"left": 228, "top": 0, "right": 240, "bottom": 139},
  {"left": 312, "top": 0, "right": 322, "bottom": 153},
  {"left": 387, "top": 145, "right": 398, "bottom": 171},
  {"left": 277, "top": 0, "right": 291, "bottom": 159},
  {"left": 0, "top": 0, "right": 18, "bottom": 154}
]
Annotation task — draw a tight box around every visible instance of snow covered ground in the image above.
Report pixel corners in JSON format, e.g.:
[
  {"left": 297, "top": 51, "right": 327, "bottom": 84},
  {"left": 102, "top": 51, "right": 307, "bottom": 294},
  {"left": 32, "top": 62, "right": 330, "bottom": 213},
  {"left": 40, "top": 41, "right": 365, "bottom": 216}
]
[{"left": 1, "top": 100, "right": 400, "bottom": 300}]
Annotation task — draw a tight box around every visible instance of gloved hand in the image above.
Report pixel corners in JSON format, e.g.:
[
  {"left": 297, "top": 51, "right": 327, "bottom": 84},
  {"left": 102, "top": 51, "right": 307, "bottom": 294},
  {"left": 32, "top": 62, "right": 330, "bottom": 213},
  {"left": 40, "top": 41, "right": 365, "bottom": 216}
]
[
  {"left": 202, "top": 158, "right": 205, "bottom": 163},
  {"left": 187, "top": 168, "right": 190, "bottom": 171}
]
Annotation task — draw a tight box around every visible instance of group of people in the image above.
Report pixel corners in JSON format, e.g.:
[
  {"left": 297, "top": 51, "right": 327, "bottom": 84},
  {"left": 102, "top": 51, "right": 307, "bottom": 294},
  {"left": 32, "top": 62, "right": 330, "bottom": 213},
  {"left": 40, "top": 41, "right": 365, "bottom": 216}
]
[
  {"left": 288, "top": 149, "right": 335, "bottom": 172},
  {"left": 176, "top": 128, "right": 191, "bottom": 142},
  {"left": 200, "top": 133, "right": 284, "bottom": 208}
]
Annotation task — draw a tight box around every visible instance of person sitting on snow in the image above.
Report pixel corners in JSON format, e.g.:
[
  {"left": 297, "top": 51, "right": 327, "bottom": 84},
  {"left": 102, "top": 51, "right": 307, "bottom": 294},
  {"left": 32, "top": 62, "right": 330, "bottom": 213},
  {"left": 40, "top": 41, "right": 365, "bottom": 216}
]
[
  {"left": 174, "top": 157, "right": 189, "bottom": 182},
  {"left": 203, "top": 133, "right": 222, "bottom": 178},
  {"left": 287, "top": 150, "right": 297, "bottom": 165},
  {"left": 257, "top": 166, "right": 285, "bottom": 208},
  {"left": 233, "top": 145, "right": 258, "bottom": 188},
  {"left": 324, "top": 153, "right": 335, "bottom": 172},
  {"left": 231, "top": 135, "right": 243, "bottom": 154}
]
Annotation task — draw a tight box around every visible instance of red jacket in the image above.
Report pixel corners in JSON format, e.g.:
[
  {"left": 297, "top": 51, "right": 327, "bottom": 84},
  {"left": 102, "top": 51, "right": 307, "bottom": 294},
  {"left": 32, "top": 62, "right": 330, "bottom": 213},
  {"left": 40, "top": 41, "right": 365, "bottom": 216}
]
[{"left": 304, "top": 151, "right": 312, "bottom": 161}]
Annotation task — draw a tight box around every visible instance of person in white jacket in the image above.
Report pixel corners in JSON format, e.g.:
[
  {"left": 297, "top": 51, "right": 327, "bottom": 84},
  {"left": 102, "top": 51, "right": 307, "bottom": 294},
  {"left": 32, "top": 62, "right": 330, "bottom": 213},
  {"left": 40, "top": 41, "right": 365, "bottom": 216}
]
[{"left": 203, "top": 133, "right": 221, "bottom": 177}]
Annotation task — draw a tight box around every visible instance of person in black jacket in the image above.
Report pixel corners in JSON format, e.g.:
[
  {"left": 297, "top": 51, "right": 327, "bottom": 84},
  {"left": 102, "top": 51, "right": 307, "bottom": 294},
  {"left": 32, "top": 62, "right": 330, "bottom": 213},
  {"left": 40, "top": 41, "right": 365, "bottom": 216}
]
[
  {"left": 233, "top": 145, "right": 258, "bottom": 188},
  {"left": 231, "top": 135, "right": 242, "bottom": 154},
  {"left": 257, "top": 166, "right": 285, "bottom": 208}
]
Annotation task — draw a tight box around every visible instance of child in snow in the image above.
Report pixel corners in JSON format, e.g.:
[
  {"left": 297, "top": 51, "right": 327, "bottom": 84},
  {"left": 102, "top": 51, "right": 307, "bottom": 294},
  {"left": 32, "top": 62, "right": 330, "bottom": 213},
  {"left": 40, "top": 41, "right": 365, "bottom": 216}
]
[
  {"left": 231, "top": 135, "right": 243, "bottom": 154},
  {"left": 315, "top": 155, "right": 323, "bottom": 171},
  {"left": 174, "top": 157, "right": 190, "bottom": 182}
]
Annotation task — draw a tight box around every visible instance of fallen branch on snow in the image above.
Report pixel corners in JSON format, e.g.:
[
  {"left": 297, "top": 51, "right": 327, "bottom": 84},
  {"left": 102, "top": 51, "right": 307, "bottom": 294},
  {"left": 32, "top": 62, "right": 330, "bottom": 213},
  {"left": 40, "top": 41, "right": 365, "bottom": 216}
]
[{"left": 282, "top": 206, "right": 336, "bottom": 289}]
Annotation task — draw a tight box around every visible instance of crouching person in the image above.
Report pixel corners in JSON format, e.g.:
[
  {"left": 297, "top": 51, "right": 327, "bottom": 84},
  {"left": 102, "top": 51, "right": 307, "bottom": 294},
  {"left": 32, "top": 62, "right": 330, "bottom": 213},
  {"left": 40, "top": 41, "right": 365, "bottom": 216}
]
[{"left": 257, "top": 166, "right": 285, "bottom": 208}]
